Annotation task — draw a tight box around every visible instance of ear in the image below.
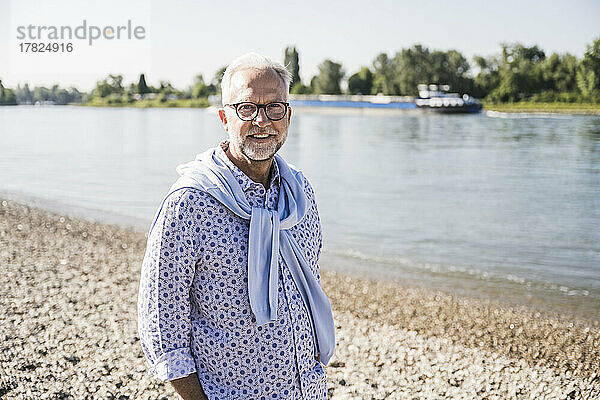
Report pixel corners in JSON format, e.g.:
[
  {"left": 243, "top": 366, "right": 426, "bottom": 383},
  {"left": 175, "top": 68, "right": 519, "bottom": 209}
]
[
  {"left": 286, "top": 106, "right": 292, "bottom": 125},
  {"left": 218, "top": 108, "right": 228, "bottom": 132}
]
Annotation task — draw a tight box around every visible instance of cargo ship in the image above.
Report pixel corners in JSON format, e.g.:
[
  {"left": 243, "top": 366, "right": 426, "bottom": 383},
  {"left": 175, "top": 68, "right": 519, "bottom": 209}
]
[
  {"left": 415, "top": 84, "right": 482, "bottom": 113},
  {"left": 288, "top": 84, "right": 482, "bottom": 114}
]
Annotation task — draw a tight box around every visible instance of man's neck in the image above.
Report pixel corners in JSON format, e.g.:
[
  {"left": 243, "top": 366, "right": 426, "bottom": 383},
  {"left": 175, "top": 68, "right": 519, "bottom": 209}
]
[{"left": 225, "top": 145, "right": 273, "bottom": 189}]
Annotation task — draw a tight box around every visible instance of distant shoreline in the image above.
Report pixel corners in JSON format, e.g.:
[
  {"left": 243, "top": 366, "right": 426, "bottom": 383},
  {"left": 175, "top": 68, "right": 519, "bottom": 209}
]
[
  {"left": 482, "top": 102, "right": 600, "bottom": 115},
  {"left": 3, "top": 101, "right": 600, "bottom": 115},
  {"left": 81, "top": 97, "right": 210, "bottom": 109},
  {"left": 82, "top": 101, "right": 600, "bottom": 115}
]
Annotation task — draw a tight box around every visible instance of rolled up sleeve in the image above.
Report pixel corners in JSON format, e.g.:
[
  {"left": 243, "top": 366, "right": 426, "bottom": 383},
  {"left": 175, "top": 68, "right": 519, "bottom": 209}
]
[{"left": 137, "top": 189, "right": 199, "bottom": 381}]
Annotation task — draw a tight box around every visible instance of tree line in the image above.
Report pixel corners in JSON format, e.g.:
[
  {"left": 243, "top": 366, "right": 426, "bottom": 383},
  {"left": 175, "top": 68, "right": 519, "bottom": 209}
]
[
  {"left": 1, "top": 38, "right": 599, "bottom": 106},
  {"left": 0, "top": 80, "right": 18, "bottom": 105},
  {"left": 286, "top": 38, "right": 600, "bottom": 103}
]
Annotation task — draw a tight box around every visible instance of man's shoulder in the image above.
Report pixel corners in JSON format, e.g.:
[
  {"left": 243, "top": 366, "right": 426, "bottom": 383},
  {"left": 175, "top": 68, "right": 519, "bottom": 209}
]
[
  {"left": 150, "top": 187, "right": 225, "bottom": 236},
  {"left": 161, "top": 187, "right": 221, "bottom": 219},
  {"left": 164, "top": 186, "right": 212, "bottom": 205}
]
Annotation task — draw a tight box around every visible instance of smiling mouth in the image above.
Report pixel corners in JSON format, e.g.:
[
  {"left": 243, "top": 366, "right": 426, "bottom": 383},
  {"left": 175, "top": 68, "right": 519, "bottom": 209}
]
[{"left": 248, "top": 133, "right": 272, "bottom": 139}]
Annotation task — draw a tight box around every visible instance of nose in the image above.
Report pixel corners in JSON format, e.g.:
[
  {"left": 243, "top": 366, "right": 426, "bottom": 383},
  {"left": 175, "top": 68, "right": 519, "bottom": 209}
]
[{"left": 252, "top": 107, "right": 271, "bottom": 128}]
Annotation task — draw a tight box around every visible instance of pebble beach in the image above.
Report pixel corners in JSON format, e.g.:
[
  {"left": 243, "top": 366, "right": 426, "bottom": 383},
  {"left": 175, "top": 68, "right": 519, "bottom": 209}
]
[{"left": 1, "top": 197, "right": 599, "bottom": 399}]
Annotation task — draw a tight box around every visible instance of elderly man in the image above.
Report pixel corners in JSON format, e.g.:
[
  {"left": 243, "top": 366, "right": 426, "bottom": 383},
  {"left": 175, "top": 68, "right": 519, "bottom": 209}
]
[{"left": 138, "top": 53, "right": 335, "bottom": 400}]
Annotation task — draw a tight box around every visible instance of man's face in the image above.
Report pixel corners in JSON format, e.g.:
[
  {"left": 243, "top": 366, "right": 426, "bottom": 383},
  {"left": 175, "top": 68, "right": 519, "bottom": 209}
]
[{"left": 219, "top": 68, "right": 291, "bottom": 162}]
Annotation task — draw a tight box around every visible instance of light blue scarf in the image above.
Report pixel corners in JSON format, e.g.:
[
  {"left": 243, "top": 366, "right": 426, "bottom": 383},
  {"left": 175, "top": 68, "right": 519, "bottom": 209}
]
[{"left": 150, "top": 146, "right": 335, "bottom": 365}]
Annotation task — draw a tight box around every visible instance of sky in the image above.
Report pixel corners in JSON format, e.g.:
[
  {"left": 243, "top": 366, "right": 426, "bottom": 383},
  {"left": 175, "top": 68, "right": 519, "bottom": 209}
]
[{"left": 0, "top": 0, "right": 599, "bottom": 91}]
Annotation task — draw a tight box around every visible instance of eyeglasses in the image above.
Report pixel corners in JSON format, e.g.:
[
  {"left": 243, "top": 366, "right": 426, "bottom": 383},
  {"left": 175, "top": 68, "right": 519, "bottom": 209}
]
[{"left": 224, "top": 101, "right": 289, "bottom": 121}]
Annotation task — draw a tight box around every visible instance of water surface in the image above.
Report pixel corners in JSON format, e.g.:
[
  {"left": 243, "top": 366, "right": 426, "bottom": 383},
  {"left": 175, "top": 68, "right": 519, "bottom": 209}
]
[{"left": 1, "top": 106, "right": 598, "bottom": 319}]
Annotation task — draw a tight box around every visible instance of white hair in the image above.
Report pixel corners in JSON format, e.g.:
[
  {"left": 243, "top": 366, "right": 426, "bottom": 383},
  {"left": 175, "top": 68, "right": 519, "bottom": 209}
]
[{"left": 221, "top": 52, "right": 292, "bottom": 105}]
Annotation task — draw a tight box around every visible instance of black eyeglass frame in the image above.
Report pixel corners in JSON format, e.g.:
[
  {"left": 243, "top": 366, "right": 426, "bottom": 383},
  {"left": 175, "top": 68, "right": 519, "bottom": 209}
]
[{"left": 224, "top": 101, "right": 290, "bottom": 121}]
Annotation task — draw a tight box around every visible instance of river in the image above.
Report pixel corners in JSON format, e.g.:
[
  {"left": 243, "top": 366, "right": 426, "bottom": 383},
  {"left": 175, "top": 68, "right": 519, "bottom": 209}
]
[{"left": 1, "top": 105, "right": 599, "bottom": 319}]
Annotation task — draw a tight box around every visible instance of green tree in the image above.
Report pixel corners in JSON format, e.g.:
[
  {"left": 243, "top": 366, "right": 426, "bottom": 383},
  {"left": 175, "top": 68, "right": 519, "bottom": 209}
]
[
  {"left": 15, "top": 83, "right": 33, "bottom": 104},
  {"left": 19, "top": 84, "right": 85, "bottom": 104},
  {"left": 93, "top": 74, "right": 124, "bottom": 98},
  {"left": 284, "top": 46, "right": 301, "bottom": 87},
  {"left": 126, "top": 83, "right": 137, "bottom": 97},
  {"left": 54, "top": 86, "right": 67, "bottom": 104},
  {"left": 576, "top": 38, "right": 600, "bottom": 102},
  {"left": 191, "top": 74, "right": 215, "bottom": 98},
  {"left": 394, "top": 45, "right": 431, "bottom": 95},
  {"left": 0, "top": 80, "right": 17, "bottom": 105},
  {"left": 158, "top": 80, "right": 178, "bottom": 95},
  {"left": 137, "top": 73, "right": 151, "bottom": 94},
  {"left": 529, "top": 52, "right": 581, "bottom": 101},
  {"left": 311, "top": 60, "right": 344, "bottom": 94},
  {"left": 429, "top": 49, "right": 473, "bottom": 94},
  {"left": 472, "top": 55, "right": 501, "bottom": 99},
  {"left": 93, "top": 80, "right": 112, "bottom": 98},
  {"left": 487, "top": 43, "right": 546, "bottom": 102},
  {"left": 33, "top": 86, "right": 51, "bottom": 102},
  {"left": 67, "top": 87, "right": 84, "bottom": 103},
  {"left": 541, "top": 53, "right": 578, "bottom": 93},
  {"left": 290, "top": 83, "right": 311, "bottom": 94},
  {"left": 371, "top": 53, "right": 396, "bottom": 94},
  {"left": 107, "top": 74, "right": 124, "bottom": 95},
  {"left": 373, "top": 46, "right": 473, "bottom": 96},
  {"left": 212, "top": 66, "right": 227, "bottom": 96},
  {"left": 4, "top": 89, "right": 17, "bottom": 105},
  {"left": 347, "top": 67, "right": 374, "bottom": 94}
]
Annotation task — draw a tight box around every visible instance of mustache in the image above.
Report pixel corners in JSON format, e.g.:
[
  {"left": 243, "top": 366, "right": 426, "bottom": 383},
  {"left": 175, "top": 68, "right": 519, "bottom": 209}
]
[{"left": 247, "top": 126, "right": 279, "bottom": 135}]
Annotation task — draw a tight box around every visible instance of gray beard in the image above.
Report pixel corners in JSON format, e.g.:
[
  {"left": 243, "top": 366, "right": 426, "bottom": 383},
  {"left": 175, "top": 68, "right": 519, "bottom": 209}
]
[
  {"left": 240, "top": 139, "right": 281, "bottom": 161},
  {"left": 236, "top": 126, "right": 287, "bottom": 161}
]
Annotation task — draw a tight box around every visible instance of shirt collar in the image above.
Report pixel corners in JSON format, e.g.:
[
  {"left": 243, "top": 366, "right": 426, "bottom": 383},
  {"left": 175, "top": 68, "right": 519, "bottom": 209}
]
[{"left": 216, "top": 140, "right": 281, "bottom": 192}]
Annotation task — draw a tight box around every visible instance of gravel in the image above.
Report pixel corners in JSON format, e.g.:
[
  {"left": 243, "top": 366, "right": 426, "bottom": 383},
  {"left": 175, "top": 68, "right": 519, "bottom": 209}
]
[{"left": 1, "top": 197, "right": 599, "bottom": 399}]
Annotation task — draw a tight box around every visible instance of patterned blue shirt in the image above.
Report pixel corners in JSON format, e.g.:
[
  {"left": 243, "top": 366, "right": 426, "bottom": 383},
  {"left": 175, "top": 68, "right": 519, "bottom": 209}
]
[{"left": 138, "top": 143, "right": 328, "bottom": 400}]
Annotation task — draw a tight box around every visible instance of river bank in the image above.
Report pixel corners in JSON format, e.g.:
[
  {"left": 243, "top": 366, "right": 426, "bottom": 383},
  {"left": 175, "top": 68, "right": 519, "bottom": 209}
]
[
  {"left": 482, "top": 101, "right": 600, "bottom": 115},
  {"left": 69, "top": 99, "right": 600, "bottom": 115},
  {"left": 82, "top": 97, "right": 210, "bottom": 108},
  {"left": 1, "top": 197, "right": 599, "bottom": 399}
]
